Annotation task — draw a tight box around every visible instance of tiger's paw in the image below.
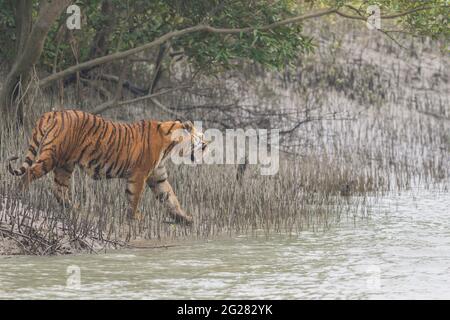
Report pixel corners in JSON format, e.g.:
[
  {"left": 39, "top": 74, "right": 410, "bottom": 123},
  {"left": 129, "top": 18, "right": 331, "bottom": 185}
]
[
  {"left": 172, "top": 213, "right": 194, "bottom": 226},
  {"left": 72, "top": 202, "right": 81, "bottom": 210},
  {"left": 133, "top": 210, "right": 145, "bottom": 222},
  {"left": 184, "top": 215, "right": 194, "bottom": 226}
]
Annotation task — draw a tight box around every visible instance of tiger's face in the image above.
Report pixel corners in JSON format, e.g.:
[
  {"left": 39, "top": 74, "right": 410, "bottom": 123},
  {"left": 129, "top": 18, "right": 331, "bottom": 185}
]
[{"left": 157, "top": 120, "right": 208, "bottom": 163}]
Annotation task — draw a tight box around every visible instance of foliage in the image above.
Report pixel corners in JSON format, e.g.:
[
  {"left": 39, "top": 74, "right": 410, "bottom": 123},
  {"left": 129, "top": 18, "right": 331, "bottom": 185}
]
[
  {"left": 317, "top": 0, "right": 449, "bottom": 40},
  {"left": 172, "top": 0, "right": 315, "bottom": 71},
  {"left": 0, "top": 0, "right": 16, "bottom": 63},
  {"left": 0, "top": 0, "right": 448, "bottom": 73}
]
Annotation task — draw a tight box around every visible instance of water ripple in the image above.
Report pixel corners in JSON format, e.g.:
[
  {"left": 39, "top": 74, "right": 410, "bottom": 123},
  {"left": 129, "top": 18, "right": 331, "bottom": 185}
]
[{"left": 0, "top": 188, "right": 449, "bottom": 299}]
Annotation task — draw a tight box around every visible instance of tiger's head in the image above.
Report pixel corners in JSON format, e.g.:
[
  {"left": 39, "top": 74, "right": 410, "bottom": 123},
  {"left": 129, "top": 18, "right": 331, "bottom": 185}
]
[{"left": 157, "top": 120, "right": 208, "bottom": 164}]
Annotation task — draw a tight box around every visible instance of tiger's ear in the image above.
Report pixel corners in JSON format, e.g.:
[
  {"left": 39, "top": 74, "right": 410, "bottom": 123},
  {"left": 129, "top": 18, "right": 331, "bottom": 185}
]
[
  {"left": 157, "top": 122, "right": 167, "bottom": 135},
  {"left": 158, "top": 121, "right": 180, "bottom": 136},
  {"left": 182, "top": 121, "right": 193, "bottom": 131}
]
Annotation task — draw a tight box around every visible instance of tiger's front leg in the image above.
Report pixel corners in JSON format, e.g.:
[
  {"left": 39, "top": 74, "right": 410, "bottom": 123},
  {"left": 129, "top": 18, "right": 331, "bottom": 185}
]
[
  {"left": 52, "top": 165, "right": 76, "bottom": 209},
  {"left": 147, "top": 166, "right": 193, "bottom": 225}
]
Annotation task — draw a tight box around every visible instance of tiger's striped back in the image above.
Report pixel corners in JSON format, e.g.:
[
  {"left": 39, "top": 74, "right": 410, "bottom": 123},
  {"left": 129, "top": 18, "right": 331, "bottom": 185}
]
[{"left": 9, "top": 110, "right": 165, "bottom": 180}]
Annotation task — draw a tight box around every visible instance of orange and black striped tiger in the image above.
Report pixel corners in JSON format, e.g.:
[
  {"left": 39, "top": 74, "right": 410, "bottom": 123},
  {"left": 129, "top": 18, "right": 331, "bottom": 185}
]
[{"left": 7, "top": 110, "right": 207, "bottom": 224}]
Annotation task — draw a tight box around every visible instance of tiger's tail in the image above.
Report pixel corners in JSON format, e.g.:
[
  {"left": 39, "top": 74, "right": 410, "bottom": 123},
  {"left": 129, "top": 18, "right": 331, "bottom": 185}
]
[
  {"left": 7, "top": 128, "right": 39, "bottom": 176},
  {"left": 7, "top": 156, "right": 24, "bottom": 176},
  {"left": 7, "top": 112, "right": 54, "bottom": 176}
]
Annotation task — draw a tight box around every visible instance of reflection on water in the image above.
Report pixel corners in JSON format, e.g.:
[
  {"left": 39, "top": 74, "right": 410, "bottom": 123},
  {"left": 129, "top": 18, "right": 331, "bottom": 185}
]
[{"left": 1, "top": 187, "right": 449, "bottom": 299}]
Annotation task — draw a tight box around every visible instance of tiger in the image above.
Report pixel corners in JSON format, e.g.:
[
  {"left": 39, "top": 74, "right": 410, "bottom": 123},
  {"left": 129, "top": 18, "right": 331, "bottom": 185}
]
[{"left": 7, "top": 110, "right": 208, "bottom": 225}]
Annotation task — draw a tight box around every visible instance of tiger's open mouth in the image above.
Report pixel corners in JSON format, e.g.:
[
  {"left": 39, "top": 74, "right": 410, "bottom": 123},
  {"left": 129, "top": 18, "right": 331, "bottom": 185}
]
[
  {"left": 190, "top": 141, "right": 208, "bottom": 162},
  {"left": 189, "top": 133, "right": 208, "bottom": 162},
  {"left": 174, "top": 128, "right": 209, "bottom": 163}
]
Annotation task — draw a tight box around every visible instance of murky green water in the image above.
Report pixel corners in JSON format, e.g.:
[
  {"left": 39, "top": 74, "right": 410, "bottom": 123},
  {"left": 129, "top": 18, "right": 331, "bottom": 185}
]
[{"left": 1, "top": 188, "right": 449, "bottom": 299}]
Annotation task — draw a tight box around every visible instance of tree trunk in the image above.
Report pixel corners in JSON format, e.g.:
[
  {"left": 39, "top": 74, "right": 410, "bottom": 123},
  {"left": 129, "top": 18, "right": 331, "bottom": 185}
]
[
  {"left": 88, "top": 0, "right": 114, "bottom": 59},
  {"left": 10, "top": 0, "right": 33, "bottom": 123},
  {"left": 0, "top": 0, "right": 72, "bottom": 123},
  {"left": 57, "top": 0, "right": 114, "bottom": 91},
  {"left": 14, "top": 0, "right": 33, "bottom": 56}
]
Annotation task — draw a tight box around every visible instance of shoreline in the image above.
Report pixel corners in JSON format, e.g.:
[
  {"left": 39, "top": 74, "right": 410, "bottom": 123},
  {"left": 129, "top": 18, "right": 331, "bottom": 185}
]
[{"left": 0, "top": 196, "right": 186, "bottom": 256}]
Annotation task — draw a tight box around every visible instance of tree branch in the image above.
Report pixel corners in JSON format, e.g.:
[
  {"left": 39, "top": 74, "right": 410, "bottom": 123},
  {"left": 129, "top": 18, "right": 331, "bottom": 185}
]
[
  {"left": 150, "top": 98, "right": 186, "bottom": 119},
  {"left": 38, "top": 8, "right": 337, "bottom": 88},
  {"left": 91, "top": 86, "right": 190, "bottom": 114},
  {"left": 336, "top": 5, "right": 447, "bottom": 21},
  {"left": 37, "top": 4, "right": 447, "bottom": 89}
]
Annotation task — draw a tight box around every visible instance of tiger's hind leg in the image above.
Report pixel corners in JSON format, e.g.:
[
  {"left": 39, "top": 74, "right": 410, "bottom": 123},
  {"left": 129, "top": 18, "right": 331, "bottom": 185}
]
[
  {"left": 125, "top": 175, "right": 146, "bottom": 221},
  {"left": 52, "top": 164, "right": 75, "bottom": 208},
  {"left": 19, "top": 149, "right": 57, "bottom": 191}
]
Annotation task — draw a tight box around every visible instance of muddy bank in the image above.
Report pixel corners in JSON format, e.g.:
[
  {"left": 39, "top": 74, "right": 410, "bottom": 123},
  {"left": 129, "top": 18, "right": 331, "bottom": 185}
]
[
  {"left": 0, "top": 196, "right": 149, "bottom": 256},
  {"left": 0, "top": 198, "right": 122, "bottom": 255},
  {"left": 0, "top": 195, "right": 187, "bottom": 256}
]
